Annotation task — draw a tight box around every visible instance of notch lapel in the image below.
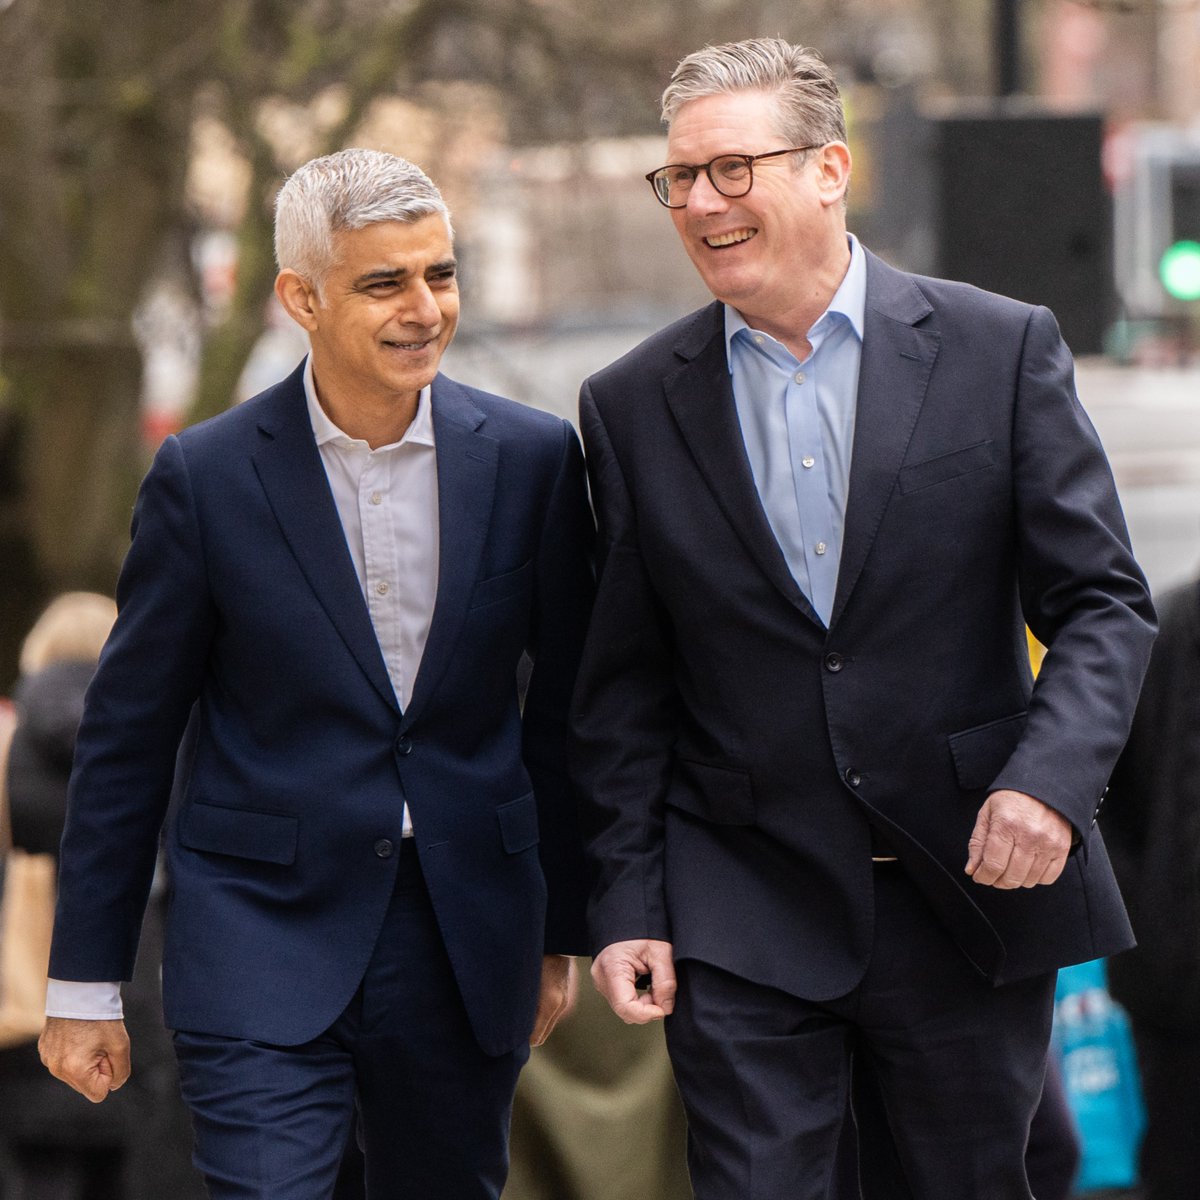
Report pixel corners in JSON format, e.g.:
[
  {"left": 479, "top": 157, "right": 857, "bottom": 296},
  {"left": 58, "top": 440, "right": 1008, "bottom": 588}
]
[
  {"left": 831, "top": 254, "right": 940, "bottom": 627},
  {"left": 664, "top": 306, "right": 823, "bottom": 627},
  {"left": 402, "top": 375, "right": 498, "bottom": 727},
  {"left": 251, "top": 369, "right": 399, "bottom": 713}
]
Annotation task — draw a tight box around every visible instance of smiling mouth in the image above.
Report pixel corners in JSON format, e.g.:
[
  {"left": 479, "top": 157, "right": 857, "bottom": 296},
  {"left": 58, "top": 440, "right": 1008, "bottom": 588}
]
[
  {"left": 704, "top": 228, "right": 757, "bottom": 249},
  {"left": 382, "top": 337, "right": 435, "bottom": 351}
]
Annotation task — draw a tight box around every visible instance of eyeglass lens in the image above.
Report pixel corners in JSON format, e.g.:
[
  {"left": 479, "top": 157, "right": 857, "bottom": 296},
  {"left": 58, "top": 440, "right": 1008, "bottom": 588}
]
[{"left": 653, "top": 155, "right": 754, "bottom": 206}]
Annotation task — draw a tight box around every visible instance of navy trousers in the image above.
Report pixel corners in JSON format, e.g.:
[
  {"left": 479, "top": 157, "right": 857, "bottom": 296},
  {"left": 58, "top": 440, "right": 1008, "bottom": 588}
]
[
  {"left": 666, "top": 862, "right": 1057, "bottom": 1200},
  {"left": 173, "top": 842, "right": 527, "bottom": 1200}
]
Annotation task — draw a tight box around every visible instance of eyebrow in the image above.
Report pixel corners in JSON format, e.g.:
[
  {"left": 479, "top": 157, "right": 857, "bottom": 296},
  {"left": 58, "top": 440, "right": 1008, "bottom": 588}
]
[{"left": 351, "top": 259, "right": 458, "bottom": 288}]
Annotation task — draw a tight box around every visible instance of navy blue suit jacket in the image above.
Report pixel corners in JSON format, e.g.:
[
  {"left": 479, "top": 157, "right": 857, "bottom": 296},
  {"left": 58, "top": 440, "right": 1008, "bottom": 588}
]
[
  {"left": 50, "top": 363, "right": 594, "bottom": 1056},
  {"left": 572, "top": 249, "right": 1156, "bottom": 996}
]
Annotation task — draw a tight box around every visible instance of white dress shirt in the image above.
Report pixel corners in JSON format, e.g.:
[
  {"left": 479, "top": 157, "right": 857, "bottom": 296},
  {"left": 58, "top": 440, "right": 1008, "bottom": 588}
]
[{"left": 47, "top": 357, "right": 440, "bottom": 1020}]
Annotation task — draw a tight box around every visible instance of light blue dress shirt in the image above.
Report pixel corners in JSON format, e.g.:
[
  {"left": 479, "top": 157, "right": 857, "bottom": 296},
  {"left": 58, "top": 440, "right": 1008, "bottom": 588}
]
[{"left": 726, "top": 234, "right": 866, "bottom": 627}]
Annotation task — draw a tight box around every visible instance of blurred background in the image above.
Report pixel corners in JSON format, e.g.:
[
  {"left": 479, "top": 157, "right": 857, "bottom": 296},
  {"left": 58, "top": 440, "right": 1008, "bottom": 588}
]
[
  {"left": 0, "top": 2, "right": 1198, "bottom": 1196},
  {"left": 1, "top": 0, "right": 1198, "bottom": 689}
]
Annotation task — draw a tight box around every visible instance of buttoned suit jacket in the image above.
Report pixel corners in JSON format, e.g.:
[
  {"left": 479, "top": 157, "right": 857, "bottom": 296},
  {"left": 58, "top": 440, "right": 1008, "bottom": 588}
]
[
  {"left": 49, "top": 362, "right": 594, "bottom": 1056},
  {"left": 572, "top": 249, "right": 1156, "bottom": 997}
]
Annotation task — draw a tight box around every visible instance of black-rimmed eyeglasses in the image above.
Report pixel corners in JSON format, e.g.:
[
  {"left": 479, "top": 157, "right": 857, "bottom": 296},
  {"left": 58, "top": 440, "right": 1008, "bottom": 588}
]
[{"left": 645, "top": 146, "right": 823, "bottom": 209}]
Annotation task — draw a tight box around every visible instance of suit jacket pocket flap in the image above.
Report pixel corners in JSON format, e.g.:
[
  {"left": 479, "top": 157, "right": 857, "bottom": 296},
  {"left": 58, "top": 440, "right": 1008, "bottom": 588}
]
[
  {"left": 497, "top": 793, "right": 539, "bottom": 853},
  {"left": 667, "top": 759, "right": 755, "bottom": 825},
  {"left": 179, "top": 802, "right": 299, "bottom": 865},
  {"left": 899, "top": 440, "right": 997, "bottom": 494},
  {"left": 470, "top": 560, "right": 533, "bottom": 610},
  {"left": 948, "top": 712, "right": 1028, "bottom": 791}
]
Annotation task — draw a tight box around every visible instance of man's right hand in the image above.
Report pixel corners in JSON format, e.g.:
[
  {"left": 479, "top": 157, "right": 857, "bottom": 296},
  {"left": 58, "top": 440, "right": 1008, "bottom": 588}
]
[
  {"left": 39, "top": 1016, "right": 131, "bottom": 1103},
  {"left": 590, "top": 939, "right": 677, "bottom": 1024}
]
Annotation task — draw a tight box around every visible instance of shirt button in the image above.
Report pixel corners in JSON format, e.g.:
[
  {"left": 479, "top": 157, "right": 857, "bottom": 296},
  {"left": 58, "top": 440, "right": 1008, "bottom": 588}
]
[
  {"left": 754, "top": 335, "right": 764, "bottom": 345},
  {"left": 376, "top": 581, "right": 389, "bottom": 596},
  {"left": 369, "top": 491, "right": 383, "bottom": 506},
  {"left": 802, "top": 455, "right": 816, "bottom": 469},
  {"left": 374, "top": 839, "right": 394, "bottom": 858},
  {"left": 795, "top": 371, "right": 806, "bottom": 384},
  {"left": 815, "top": 542, "right": 827, "bottom": 556}
]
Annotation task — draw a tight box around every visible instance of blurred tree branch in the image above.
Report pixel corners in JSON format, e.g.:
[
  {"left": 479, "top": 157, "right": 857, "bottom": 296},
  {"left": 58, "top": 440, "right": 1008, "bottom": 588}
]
[{"left": 0, "top": 0, "right": 971, "bottom": 684}]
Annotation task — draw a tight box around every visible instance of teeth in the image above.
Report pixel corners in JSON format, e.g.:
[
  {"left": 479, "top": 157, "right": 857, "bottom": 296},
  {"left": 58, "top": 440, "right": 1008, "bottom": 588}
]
[{"left": 705, "top": 228, "right": 756, "bottom": 248}]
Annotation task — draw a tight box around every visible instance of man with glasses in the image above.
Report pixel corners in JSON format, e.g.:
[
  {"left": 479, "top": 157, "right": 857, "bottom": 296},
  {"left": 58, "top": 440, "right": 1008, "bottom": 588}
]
[{"left": 571, "top": 37, "right": 1155, "bottom": 1199}]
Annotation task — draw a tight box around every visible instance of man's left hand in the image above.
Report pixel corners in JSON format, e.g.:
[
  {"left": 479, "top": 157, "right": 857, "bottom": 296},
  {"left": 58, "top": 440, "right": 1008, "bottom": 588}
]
[
  {"left": 529, "top": 955, "right": 576, "bottom": 1046},
  {"left": 966, "top": 789, "right": 1073, "bottom": 889}
]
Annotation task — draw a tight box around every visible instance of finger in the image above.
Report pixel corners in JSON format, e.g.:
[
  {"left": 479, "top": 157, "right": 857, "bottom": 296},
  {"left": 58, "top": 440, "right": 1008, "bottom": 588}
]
[
  {"left": 1034, "top": 852, "right": 1068, "bottom": 887},
  {"left": 107, "top": 1043, "right": 132, "bottom": 1090},
  {"left": 647, "top": 955, "right": 677, "bottom": 1016},
  {"left": 529, "top": 982, "right": 567, "bottom": 1046},
  {"left": 969, "top": 833, "right": 1013, "bottom": 887},
  {"left": 590, "top": 957, "right": 638, "bottom": 1009},
  {"left": 964, "top": 810, "right": 991, "bottom": 877},
  {"left": 537, "top": 994, "right": 570, "bottom": 1045},
  {"left": 965, "top": 832, "right": 985, "bottom": 877},
  {"left": 997, "top": 845, "right": 1038, "bottom": 890},
  {"left": 81, "top": 1069, "right": 114, "bottom": 1104},
  {"left": 611, "top": 991, "right": 671, "bottom": 1025}
]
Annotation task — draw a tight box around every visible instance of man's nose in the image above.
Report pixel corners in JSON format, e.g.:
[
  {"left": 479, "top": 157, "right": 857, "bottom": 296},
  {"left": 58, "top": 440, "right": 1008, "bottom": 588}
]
[
  {"left": 404, "top": 280, "right": 442, "bottom": 327},
  {"left": 686, "top": 170, "right": 730, "bottom": 215}
]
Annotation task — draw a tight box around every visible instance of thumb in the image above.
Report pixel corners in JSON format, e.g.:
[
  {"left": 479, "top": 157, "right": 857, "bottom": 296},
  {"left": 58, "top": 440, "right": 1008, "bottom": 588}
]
[{"left": 965, "top": 807, "right": 991, "bottom": 877}]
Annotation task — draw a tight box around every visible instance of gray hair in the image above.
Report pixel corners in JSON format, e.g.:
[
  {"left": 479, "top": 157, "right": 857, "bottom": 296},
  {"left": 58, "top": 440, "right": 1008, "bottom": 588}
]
[
  {"left": 661, "top": 38, "right": 847, "bottom": 148},
  {"left": 274, "top": 148, "right": 451, "bottom": 291}
]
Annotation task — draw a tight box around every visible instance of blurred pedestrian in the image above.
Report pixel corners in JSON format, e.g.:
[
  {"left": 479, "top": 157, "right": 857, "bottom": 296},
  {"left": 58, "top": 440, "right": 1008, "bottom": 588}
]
[
  {"left": 1105, "top": 566, "right": 1200, "bottom": 1200},
  {"left": 571, "top": 36, "right": 1155, "bottom": 1200},
  {"left": 0, "top": 591, "right": 204, "bottom": 1200},
  {"left": 36, "top": 148, "right": 594, "bottom": 1200}
]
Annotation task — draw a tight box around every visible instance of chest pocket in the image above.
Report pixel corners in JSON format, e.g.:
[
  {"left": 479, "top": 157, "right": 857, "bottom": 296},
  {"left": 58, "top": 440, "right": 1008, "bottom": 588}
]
[{"left": 899, "top": 440, "right": 997, "bottom": 494}]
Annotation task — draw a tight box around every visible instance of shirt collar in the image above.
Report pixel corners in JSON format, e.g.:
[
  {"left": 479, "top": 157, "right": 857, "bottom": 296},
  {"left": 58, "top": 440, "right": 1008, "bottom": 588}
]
[
  {"left": 303, "top": 355, "right": 435, "bottom": 451},
  {"left": 724, "top": 233, "right": 866, "bottom": 366}
]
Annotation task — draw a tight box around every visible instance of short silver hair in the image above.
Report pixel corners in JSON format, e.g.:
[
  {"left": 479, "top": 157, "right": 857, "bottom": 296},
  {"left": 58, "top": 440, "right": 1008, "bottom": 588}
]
[
  {"left": 274, "top": 148, "right": 451, "bottom": 291},
  {"left": 662, "top": 37, "right": 847, "bottom": 149}
]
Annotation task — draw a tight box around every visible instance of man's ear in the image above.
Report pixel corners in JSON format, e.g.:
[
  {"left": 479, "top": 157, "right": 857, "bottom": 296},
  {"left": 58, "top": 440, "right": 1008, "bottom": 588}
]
[
  {"left": 815, "top": 141, "right": 852, "bottom": 208},
  {"left": 274, "top": 269, "right": 320, "bottom": 333}
]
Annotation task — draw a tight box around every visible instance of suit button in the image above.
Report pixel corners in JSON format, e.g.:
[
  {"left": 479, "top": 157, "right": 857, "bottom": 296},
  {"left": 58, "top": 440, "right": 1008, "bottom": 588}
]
[
  {"left": 374, "top": 839, "right": 394, "bottom": 858},
  {"left": 396, "top": 736, "right": 413, "bottom": 756},
  {"left": 824, "top": 653, "right": 844, "bottom": 673},
  {"left": 845, "top": 768, "right": 862, "bottom": 788}
]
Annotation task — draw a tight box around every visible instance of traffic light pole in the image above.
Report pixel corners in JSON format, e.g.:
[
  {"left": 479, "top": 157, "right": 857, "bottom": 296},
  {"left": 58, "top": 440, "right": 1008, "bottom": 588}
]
[{"left": 996, "top": 0, "right": 1021, "bottom": 97}]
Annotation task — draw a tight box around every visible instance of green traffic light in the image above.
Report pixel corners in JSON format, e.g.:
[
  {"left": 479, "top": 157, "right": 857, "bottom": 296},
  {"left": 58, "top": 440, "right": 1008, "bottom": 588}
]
[{"left": 1160, "top": 240, "right": 1200, "bottom": 301}]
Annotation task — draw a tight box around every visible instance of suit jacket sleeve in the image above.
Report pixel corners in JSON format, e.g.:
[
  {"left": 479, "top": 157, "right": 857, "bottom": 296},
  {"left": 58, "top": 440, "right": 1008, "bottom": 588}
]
[
  {"left": 51, "top": 434, "right": 217, "bottom": 981},
  {"left": 522, "top": 418, "right": 597, "bottom": 955},
  {"left": 570, "top": 380, "right": 679, "bottom": 953},
  {"left": 989, "top": 305, "right": 1157, "bottom": 840}
]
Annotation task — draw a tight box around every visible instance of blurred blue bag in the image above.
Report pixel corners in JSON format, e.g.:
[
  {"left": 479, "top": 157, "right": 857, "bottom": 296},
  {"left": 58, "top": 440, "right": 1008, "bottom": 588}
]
[{"left": 1051, "top": 959, "right": 1145, "bottom": 1192}]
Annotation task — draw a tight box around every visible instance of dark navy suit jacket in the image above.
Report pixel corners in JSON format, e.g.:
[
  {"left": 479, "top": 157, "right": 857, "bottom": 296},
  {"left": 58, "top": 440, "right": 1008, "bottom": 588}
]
[
  {"left": 49, "top": 363, "right": 594, "bottom": 1056},
  {"left": 572, "top": 249, "right": 1156, "bottom": 996}
]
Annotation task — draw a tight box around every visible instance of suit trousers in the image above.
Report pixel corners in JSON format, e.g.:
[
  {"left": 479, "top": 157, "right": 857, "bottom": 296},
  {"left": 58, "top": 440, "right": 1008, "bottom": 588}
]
[
  {"left": 665, "top": 862, "right": 1056, "bottom": 1200},
  {"left": 172, "top": 841, "right": 528, "bottom": 1200}
]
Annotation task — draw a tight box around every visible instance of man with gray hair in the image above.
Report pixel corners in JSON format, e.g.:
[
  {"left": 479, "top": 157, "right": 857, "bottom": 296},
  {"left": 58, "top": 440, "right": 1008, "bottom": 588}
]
[
  {"left": 571, "top": 37, "right": 1155, "bottom": 1198},
  {"left": 38, "top": 148, "right": 594, "bottom": 1199}
]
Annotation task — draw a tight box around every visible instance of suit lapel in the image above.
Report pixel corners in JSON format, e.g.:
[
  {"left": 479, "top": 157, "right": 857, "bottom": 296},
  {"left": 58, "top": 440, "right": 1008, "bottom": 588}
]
[
  {"left": 251, "top": 365, "right": 399, "bottom": 713},
  {"left": 402, "top": 375, "right": 498, "bottom": 728},
  {"left": 831, "top": 253, "right": 940, "bottom": 627},
  {"left": 664, "top": 305, "right": 823, "bottom": 626}
]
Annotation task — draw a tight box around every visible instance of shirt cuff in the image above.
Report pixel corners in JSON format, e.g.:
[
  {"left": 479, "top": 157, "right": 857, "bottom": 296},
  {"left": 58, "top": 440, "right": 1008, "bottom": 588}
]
[{"left": 45, "top": 979, "right": 124, "bottom": 1020}]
